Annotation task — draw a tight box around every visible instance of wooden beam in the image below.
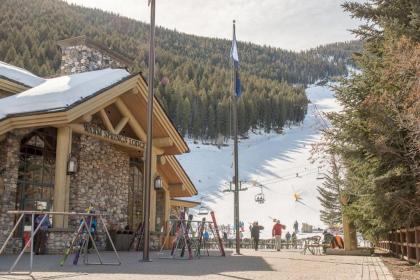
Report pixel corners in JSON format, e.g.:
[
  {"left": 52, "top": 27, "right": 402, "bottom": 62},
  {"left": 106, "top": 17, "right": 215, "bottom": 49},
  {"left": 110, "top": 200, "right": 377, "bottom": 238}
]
[
  {"left": 74, "top": 113, "right": 92, "bottom": 123},
  {"left": 99, "top": 109, "right": 115, "bottom": 133},
  {"left": 169, "top": 183, "right": 185, "bottom": 191},
  {"left": 114, "top": 117, "right": 129, "bottom": 134},
  {"left": 53, "top": 126, "right": 72, "bottom": 228},
  {"left": 69, "top": 124, "right": 144, "bottom": 151},
  {"left": 0, "top": 134, "right": 5, "bottom": 142},
  {"left": 114, "top": 98, "right": 147, "bottom": 141},
  {"left": 157, "top": 155, "right": 167, "bottom": 165},
  {"left": 153, "top": 137, "right": 173, "bottom": 148}
]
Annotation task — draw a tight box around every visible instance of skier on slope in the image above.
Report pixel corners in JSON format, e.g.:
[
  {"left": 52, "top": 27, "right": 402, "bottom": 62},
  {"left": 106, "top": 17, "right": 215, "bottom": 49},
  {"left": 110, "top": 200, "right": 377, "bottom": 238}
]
[{"left": 272, "top": 220, "right": 285, "bottom": 251}]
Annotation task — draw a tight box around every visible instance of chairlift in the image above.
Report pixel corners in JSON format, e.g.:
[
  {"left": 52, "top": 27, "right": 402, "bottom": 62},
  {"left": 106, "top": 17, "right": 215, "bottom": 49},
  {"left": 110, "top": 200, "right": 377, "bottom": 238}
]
[
  {"left": 254, "top": 186, "right": 265, "bottom": 204},
  {"left": 198, "top": 206, "right": 209, "bottom": 215},
  {"left": 316, "top": 167, "right": 325, "bottom": 180}
]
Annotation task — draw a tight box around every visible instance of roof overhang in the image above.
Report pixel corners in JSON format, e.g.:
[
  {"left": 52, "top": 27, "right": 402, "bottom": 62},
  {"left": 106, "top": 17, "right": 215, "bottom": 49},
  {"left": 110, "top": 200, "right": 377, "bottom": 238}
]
[
  {"left": 0, "top": 77, "right": 29, "bottom": 95},
  {"left": 0, "top": 73, "right": 189, "bottom": 155},
  {"left": 170, "top": 199, "right": 200, "bottom": 209},
  {"left": 158, "top": 155, "right": 198, "bottom": 197}
]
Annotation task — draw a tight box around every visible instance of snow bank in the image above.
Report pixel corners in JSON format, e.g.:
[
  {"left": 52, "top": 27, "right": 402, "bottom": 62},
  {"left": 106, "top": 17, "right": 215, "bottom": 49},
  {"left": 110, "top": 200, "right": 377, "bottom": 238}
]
[
  {"left": 0, "top": 68, "right": 131, "bottom": 120},
  {"left": 0, "top": 61, "right": 45, "bottom": 88}
]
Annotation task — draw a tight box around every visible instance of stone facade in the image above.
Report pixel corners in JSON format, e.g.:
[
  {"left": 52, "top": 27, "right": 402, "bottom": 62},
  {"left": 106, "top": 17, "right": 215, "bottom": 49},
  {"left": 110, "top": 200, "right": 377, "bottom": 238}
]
[
  {"left": 0, "top": 129, "right": 32, "bottom": 253},
  {"left": 60, "top": 45, "right": 126, "bottom": 75},
  {"left": 70, "top": 134, "right": 130, "bottom": 230},
  {"left": 0, "top": 128, "right": 132, "bottom": 254}
]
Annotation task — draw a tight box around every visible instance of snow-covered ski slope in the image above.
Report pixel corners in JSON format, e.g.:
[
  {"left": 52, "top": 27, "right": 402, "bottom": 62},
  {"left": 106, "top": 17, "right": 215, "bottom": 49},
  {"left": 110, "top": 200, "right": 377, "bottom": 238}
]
[{"left": 177, "top": 85, "right": 340, "bottom": 238}]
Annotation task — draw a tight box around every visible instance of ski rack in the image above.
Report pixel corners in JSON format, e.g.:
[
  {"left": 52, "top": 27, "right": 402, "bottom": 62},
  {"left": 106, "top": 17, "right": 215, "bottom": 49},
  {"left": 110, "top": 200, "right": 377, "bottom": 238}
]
[
  {"left": 0, "top": 210, "right": 121, "bottom": 276},
  {"left": 159, "top": 212, "right": 193, "bottom": 260},
  {"left": 158, "top": 211, "right": 226, "bottom": 260}
]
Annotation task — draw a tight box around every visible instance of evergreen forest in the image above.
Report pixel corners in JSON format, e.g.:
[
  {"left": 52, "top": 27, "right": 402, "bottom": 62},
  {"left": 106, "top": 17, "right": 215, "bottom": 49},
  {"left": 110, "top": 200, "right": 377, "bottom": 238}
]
[
  {"left": 318, "top": 0, "right": 419, "bottom": 239},
  {"left": 0, "top": 0, "right": 361, "bottom": 140}
]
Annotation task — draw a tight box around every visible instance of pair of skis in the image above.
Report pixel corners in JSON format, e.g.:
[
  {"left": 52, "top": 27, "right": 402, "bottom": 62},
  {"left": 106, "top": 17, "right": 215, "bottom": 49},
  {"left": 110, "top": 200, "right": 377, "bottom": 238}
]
[
  {"left": 195, "top": 211, "right": 225, "bottom": 257},
  {"left": 170, "top": 212, "right": 193, "bottom": 259},
  {"left": 59, "top": 217, "right": 95, "bottom": 266}
]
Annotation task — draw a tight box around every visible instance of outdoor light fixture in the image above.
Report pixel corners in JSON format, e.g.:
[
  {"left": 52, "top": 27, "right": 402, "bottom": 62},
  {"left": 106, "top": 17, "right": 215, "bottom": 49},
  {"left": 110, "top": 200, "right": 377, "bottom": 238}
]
[
  {"left": 154, "top": 176, "right": 163, "bottom": 190},
  {"left": 67, "top": 155, "right": 78, "bottom": 174}
]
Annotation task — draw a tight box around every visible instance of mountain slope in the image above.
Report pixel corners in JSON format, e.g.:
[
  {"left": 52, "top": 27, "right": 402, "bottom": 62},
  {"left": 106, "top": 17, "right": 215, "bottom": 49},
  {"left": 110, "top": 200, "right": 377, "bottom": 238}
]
[
  {"left": 178, "top": 84, "right": 340, "bottom": 238},
  {"left": 0, "top": 0, "right": 360, "bottom": 139}
]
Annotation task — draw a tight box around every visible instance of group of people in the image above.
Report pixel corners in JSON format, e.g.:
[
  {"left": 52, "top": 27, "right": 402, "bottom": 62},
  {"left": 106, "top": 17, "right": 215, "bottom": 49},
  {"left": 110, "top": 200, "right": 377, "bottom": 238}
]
[{"left": 250, "top": 220, "right": 297, "bottom": 251}]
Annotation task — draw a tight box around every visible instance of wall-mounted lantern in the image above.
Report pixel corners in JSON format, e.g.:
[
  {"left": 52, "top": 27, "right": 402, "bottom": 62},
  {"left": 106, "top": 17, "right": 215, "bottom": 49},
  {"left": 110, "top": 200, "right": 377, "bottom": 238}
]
[
  {"left": 154, "top": 176, "right": 163, "bottom": 190},
  {"left": 67, "top": 155, "right": 78, "bottom": 175}
]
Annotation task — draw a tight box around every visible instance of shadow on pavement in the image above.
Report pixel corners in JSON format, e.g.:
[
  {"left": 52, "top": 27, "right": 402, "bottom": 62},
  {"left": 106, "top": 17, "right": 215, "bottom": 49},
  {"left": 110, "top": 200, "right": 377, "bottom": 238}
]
[{"left": 0, "top": 250, "right": 273, "bottom": 278}]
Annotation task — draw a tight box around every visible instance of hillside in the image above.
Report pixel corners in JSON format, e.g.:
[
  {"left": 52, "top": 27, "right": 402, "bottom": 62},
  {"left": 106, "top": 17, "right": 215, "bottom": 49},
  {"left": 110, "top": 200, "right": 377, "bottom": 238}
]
[{"left": 0, "top": 0, "right": 361, "bottom": 139}]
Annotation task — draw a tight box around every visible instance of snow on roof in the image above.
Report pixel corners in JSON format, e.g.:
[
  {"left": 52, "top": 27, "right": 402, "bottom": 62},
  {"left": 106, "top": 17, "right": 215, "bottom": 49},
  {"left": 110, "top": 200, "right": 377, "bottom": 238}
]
[
  {"left": 0, "top": 68, "right": 131, "bottom": 120},
  {"left": 0, "top": 61, "right": 45, "bottom": 88}
]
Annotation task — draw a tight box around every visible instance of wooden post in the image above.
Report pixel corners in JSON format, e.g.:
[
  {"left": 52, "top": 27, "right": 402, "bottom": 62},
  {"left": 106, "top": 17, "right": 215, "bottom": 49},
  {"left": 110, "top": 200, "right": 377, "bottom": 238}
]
[
  {"left": 53, "top": 126, "right": 72, "bottom": 228},
  {"left": 149, "top": 151, "right": 157, "bottom": 231},
  {"left": 164, "top": 189, "right": 170, "bottom": 226}
]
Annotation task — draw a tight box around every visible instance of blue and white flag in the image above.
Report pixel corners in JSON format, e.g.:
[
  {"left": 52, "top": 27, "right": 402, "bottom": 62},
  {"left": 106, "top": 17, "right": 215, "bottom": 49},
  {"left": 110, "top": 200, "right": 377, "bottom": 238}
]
[
  {"left": 230, "top": 21, "right": 241, "bottom": 96},
  {"left": 230, "top": 32, "right": 239, "bottom": 66}
]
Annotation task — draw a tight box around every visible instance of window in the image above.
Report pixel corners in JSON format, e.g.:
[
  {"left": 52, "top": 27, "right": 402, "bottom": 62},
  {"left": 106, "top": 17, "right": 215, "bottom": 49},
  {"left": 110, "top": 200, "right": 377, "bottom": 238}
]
[{"left": 16, "top": 128, "right": 56, "bottom": 211}]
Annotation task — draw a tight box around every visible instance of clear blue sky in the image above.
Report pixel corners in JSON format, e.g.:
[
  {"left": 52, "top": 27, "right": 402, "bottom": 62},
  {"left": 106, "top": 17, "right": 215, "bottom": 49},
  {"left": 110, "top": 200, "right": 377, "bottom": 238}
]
[{"left": 64, "top": 0, "right": 362, "bottom": 51}]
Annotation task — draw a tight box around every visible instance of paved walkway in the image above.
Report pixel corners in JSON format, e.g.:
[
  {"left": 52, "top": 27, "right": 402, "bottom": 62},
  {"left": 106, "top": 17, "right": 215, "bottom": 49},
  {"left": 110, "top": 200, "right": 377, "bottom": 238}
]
[{"left": 0, "top": 249, "right": 394, "bottom": 280}]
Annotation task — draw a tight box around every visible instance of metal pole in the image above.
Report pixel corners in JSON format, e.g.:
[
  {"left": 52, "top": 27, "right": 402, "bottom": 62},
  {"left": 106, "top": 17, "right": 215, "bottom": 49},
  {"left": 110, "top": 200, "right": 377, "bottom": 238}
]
[
  {"left": 30, "top": 214, "right": 34, "bottom": 273},
  {"left": 232, "top": 20, "right": 240, "bottom": 255},
  {"left": 142, "top": 0, "right": 156, "bottom": 262}
]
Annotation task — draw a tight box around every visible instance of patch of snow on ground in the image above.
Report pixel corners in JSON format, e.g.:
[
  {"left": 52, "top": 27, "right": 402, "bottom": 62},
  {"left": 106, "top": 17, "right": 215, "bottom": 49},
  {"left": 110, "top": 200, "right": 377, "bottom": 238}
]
[{"left": 178, "top": 84, "right": 341, "bottom": 238}]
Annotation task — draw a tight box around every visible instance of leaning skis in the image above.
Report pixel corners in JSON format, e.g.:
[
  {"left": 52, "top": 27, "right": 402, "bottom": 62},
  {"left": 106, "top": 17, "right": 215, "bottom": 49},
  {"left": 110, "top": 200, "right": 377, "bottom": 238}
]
[{"left": 210, "top": 211, "right": 225, "bottom": 257}]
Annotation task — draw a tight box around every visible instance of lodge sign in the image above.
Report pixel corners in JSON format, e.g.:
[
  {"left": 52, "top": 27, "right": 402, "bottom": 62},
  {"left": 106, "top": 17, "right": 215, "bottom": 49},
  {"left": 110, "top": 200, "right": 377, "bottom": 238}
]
[{"left": 83, "top": 123, "right": 145, "bottom": 149}]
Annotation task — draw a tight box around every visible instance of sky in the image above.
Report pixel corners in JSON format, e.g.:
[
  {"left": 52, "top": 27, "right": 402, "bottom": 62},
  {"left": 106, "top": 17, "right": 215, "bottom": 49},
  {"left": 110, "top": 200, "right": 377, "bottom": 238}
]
[{"left": 63, "top": 0, "right": 362, "bottom": 51}]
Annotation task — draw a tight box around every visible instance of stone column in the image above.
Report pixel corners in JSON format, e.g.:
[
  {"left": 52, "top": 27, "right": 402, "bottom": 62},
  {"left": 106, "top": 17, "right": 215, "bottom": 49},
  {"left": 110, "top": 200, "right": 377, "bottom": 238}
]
[
  {"left": 53, "top": 127, "right": 72, "bottom": 228},
  {"left": 0, "top": 133, "right": 21, "bottom": 252}
]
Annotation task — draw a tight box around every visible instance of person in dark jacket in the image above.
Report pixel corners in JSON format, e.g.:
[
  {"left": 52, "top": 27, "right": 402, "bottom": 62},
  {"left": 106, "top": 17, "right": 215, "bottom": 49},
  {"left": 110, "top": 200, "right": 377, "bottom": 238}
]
[
  {"left": 285, "top": 231, "right": 291, "bottom": 249},
  {"left": 251, "top": 222, "right": 261, "bottom": 251},
  {"left": 34, "top": 214, "right": 51, "bottom": 255}
]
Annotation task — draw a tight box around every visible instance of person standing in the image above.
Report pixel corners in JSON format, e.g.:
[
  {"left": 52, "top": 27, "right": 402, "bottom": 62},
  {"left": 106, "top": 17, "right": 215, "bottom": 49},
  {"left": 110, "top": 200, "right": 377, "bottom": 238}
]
[
  {"left": 272, "top": 220, "right": 285, "bottom": 251},
  {"left": 292, "top": 232, "right": 297, "bottom": 249},
  {"left": 294, "top": 220, "right": 299, "bottom": 233},
  {"left": 285, "top": 231, "right": 291, "bottom": 249},
  {"left": 34, "top": 214, "right": 51, "bottom": 255},
  {"left": 251, "top": 222, "right": 261, "bottom": 251}
]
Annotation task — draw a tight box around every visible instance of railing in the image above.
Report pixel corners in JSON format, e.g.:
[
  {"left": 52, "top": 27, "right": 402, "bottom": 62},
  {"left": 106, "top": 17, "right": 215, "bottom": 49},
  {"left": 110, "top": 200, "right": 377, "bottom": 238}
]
[{"left": 377, "top": 226, "right": 420, "bottom": 265}]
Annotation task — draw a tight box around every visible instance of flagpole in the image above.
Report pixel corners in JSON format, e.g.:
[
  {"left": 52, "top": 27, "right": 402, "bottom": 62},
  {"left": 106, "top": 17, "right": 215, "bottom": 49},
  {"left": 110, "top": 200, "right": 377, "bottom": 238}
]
[
  {"left": 142, "top": 0, "right": 155, "bottom": 262},
  {"left": 232, "top": 20, "right": 241, "bottom": 255}
]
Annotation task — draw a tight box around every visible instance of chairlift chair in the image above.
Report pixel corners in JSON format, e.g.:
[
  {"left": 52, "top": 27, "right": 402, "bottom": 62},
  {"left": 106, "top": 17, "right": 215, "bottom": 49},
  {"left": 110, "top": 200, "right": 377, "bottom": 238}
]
[
  {"left": 198, "top": 206, "right": 209, "bottom": 216},
  {"left": 255, "top": 193, "right": 265, "bottom": 204},
  {"left": 254, "top": 186, "right": 266, "bottom": 204},
  {"left": 316, "top": 167, "right": 325, "bottom": 180}
]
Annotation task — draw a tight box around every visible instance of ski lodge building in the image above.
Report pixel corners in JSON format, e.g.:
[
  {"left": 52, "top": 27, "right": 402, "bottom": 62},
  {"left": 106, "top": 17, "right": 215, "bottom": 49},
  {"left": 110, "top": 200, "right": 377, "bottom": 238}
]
[{"left": 0, "top": 36, "right": 198, "bottom": 253}]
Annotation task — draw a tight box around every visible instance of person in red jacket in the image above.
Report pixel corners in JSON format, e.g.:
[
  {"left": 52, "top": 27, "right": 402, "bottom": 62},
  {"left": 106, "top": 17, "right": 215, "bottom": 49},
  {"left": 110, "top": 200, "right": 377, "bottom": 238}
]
[{"left": 272, "top": 220, "right": 285, "bottom": 251}]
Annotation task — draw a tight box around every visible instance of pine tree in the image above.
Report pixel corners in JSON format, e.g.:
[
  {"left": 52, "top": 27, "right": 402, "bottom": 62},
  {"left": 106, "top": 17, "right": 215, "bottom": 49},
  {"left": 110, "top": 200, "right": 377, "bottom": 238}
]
[{"left": 317, "top": 156, "right": 343, "bottom": 228}]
